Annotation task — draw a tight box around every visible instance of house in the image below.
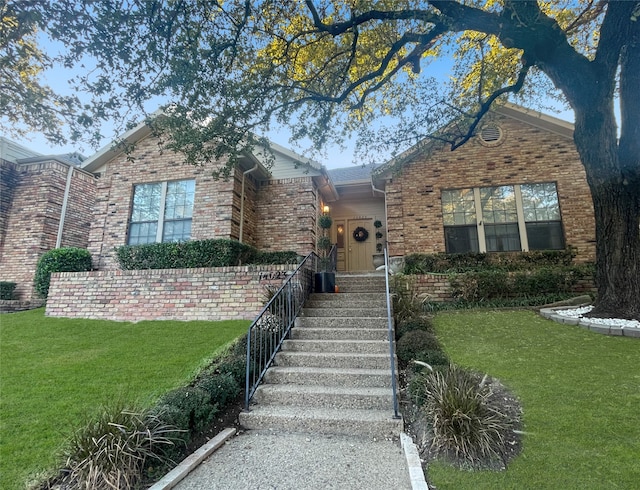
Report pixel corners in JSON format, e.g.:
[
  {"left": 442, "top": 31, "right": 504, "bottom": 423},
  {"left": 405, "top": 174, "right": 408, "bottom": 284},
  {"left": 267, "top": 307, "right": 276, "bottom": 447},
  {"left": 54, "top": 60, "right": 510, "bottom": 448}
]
[
  {"left": 80, "top": 121, "right": 338, "bottom": 272},
  {"left": 0, "top": 137, "right": 95, "bottom": 303},
  {"left": 327, "top": 103, "right": 595, "bottom": 270},
  {"left": 3, "top": 103, "right": 596, "bottom": 317}
]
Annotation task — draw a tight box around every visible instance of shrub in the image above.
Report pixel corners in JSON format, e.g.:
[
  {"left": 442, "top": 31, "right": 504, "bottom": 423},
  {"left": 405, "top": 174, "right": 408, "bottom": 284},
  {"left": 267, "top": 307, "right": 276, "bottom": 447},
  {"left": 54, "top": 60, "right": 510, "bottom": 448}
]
[
  {"left": 156, "top": 387, "right": 217, "bottom": 436},
  {"left": 404, "top": 248, "right": 576, "bottom": 274},
  {"left": 195, "top": 372, "right": 240, "bottom": 407},
  {"left": 34, "top": 248, "right": 92, "bottom": 298},
  {"left": 60, "top": 404, "right": 182, "bottom": 489},
  {"left": 412, "top": 349, "right": 450, "bottom": 372},
  {"left": 390, "top": 274, "right": 429, "bottom": 323},
  {"left": 0, "top": 281, "right": 16, "bottom": 300},
  {"left": 115, "top": 239, "right": 299, "bottom": 270},
  {"left": 396, "top": 330, "right": 441, "bottom": 363},
  {"left": 418, "top": 365, "right": 516, "bottom": 468},
  {"left": 450, "top": 266, "right": 589, "bottom": 302},
  {"left": 395, "top": 316, "right": 434, "bottom": 340},
  {"left": 252, "top": 250, "right": 300, "bottom": 265}
]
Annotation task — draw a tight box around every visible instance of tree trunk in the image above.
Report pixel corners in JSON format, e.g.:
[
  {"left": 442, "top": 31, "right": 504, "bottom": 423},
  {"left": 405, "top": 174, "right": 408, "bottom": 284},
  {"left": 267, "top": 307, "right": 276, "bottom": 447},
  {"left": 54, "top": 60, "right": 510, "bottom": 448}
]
[{"left": 573, "top": 106, "right": 640, "bottom": 321}]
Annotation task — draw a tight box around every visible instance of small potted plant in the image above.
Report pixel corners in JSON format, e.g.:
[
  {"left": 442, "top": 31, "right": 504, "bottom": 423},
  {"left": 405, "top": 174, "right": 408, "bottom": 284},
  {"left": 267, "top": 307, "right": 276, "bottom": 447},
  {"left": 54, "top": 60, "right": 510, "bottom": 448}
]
[
  {"left": 315, "top": 214, "right": 335, "bottom": 292},
  {"left": 372, "top": 219, "right": 385, "bottom": 268}
]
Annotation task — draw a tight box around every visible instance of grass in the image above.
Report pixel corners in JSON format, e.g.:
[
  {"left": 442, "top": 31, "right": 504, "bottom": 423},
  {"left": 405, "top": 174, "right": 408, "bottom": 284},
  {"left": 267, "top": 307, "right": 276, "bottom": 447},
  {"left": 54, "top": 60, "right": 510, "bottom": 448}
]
[
  {"left": 429, "top": 310, "right": 640, "bottom": 489},
  {"left": 0, "top": 308, "right": 249, "bottom": 490}
]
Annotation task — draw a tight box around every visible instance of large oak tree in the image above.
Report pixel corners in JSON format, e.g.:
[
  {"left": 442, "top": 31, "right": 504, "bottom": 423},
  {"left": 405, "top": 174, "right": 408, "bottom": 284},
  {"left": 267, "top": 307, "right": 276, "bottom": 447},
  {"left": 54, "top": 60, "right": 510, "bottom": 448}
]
[{"left": 2, "top": 1, "right": 639, "bottom": 319}]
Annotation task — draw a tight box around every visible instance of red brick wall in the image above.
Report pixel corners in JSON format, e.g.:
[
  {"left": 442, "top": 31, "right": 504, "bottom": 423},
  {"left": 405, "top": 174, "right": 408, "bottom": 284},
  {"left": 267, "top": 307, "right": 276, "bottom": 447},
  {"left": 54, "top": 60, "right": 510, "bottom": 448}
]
[
  {"left": 87, "top": 135, "right": 265, "bottom": 270},
  {"left": 0, "top": 160, "right": 95, "bottom": 300},
  {"left": 385, "top": 113, "right": 596, "bottom": 263},
  {"left": 254, "top": 177, "right": 319, "bottom": 256},
  {"left": 46, "top": 265, "right": 295, "bottom": 321}
]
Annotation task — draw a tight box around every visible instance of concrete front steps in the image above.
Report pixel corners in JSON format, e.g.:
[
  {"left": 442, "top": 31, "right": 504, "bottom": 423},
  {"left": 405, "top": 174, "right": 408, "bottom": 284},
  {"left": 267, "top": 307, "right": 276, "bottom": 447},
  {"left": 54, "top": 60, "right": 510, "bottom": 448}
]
[{"left": 239, "top": 273, "right": 402, "bottom": 439}]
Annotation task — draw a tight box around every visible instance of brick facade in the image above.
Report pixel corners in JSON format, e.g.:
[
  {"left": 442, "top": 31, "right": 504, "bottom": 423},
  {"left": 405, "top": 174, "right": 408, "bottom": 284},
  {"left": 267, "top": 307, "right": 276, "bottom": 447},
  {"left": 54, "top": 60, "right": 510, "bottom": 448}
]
[
  {"left": 0, "top": 159, "right": 95, "bottom": 300},
  {"left": 46, "top": 265, "right": 294, "bottom": 322},
  {"left": 86, "top": 135, "right": 321, "bottom": 271},
  {"left": 254, "top": 177, "right": 319, "bottom": 256},
  {"left": 384, "top": 113, "right": 596, "bottom": 263}
]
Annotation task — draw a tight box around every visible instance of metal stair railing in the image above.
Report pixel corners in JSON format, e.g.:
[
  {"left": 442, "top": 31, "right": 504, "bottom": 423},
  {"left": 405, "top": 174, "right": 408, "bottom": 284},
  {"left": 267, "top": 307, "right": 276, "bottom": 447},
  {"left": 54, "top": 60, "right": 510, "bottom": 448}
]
[
  {"left": 384, "top": 247, "right": 401, "bottom": 419},
  {"left": 244, "top": 247, "right": 336, "bottom": 410}
]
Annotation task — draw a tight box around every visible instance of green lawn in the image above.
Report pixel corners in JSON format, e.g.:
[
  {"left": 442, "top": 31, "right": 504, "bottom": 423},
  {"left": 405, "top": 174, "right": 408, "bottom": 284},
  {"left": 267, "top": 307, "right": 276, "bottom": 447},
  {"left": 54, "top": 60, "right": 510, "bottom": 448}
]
[
  {"left": 0, "top": 309, "right": 249, "bottom": 490},
  {"left": 430, "top": 310, "right": 640, "bottom": 489}
]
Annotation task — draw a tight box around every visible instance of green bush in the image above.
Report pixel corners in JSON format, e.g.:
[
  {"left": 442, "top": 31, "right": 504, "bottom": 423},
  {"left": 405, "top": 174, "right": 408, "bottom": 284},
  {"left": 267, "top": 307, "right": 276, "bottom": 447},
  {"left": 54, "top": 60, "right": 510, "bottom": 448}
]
[
  {"left": 195, "top": 372, "right": 240, "bottom": 407},
  {"left": 60, "top": 403, "right": 182, "bottom": 489},
  {"left": 396, "top": 316, "right": 434, "bottom": 340},
  {"left": 252, "top": 250, "right": 300, "bottom": 265},
  {"left": 418, "top": 365, "right": 516, "bottom": 468},
  {"left": 156, "top": 387, "right": 217, "bottom": 436},
  {"left": 0, "top": 281, "right": 16, "bottom": 300},
  {"left": 34, "top": 248, "right": 92, "bottom": 298},
  {"left": 404, "top": 248, "right": 576, "bottom": 274},
  {"left": 449, "top": 265, "right": 590, "bottom": 302},
  {"left": 115, "top": 239, "right": 299, "bottom": 270},
  {"left": 412, "top": 349, "right": 450, "bottom": 372},
  {"left": 390, "top": 274, "right": 429, "bottom": 323},
  {"left": 396, "top": 330, "right": 441, "bottom": 363}
]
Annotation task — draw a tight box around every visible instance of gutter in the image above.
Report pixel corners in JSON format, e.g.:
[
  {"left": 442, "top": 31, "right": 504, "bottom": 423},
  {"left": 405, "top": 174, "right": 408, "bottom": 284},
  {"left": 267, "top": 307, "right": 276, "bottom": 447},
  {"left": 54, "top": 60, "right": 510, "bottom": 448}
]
[
  {"left": 56, "top": 165, "right": 75, "bottom": 248},
  {"left": 239, "top": 163, "right": 260, "bottom": 243}
]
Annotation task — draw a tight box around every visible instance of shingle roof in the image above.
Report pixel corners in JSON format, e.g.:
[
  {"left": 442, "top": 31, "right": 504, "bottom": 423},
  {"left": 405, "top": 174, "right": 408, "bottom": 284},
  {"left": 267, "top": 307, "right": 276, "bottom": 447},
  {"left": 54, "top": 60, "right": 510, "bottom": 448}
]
[{"left": 328, "top": 163, "right": 380, "bottom": 184}]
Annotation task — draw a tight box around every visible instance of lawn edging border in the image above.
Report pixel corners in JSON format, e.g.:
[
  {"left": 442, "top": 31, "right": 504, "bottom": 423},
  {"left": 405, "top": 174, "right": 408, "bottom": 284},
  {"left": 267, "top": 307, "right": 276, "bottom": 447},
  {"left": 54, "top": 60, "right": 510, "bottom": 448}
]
[
  {"left": 149, "top": 427, "right": 237, "bottom": 490},
  {"left": 540, "top": 306, "right": 640, "bottom": 337}
]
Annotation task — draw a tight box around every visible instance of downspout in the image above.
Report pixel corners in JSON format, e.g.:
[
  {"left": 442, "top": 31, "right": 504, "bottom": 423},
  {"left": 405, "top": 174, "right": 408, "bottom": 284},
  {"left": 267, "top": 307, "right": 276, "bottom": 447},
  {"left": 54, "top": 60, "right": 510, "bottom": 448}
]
[
  {"left": 56, "top": 165, "right": 74, "bottom": 248},
  {"left": 239, "top": 163, "right": 259, "bottom": 243},
  {"left": 371, "top": 176, "right": 388, "bottom": 243}
]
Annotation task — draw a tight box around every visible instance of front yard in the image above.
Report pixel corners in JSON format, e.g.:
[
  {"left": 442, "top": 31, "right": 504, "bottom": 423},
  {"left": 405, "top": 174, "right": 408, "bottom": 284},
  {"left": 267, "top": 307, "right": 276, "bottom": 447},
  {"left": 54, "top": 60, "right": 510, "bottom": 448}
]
[
  {"left": 0, "top": 309, "right": 249, "bottom": 489},
  {"left": 428, "top": 310, "right": 640, "bottom": 488}
]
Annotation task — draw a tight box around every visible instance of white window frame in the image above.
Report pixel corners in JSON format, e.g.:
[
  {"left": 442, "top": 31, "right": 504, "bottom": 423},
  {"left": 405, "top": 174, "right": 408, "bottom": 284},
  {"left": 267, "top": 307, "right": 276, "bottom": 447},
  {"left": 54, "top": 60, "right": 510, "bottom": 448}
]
[{"left": 128, "top": 179, "right": 195, "bottom": 245}]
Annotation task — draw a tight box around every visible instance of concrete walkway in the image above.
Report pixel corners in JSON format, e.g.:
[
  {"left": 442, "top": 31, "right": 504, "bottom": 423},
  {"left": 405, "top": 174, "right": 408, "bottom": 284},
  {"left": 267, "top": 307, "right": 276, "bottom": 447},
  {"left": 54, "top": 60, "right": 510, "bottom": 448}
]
[{"left": 172, "top": 429, "right": 416, "bottom": 490}]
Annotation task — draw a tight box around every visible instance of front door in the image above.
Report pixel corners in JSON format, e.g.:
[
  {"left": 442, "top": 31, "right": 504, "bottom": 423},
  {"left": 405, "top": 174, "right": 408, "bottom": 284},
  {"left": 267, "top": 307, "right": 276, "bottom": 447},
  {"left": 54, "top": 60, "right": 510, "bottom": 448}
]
[{"left": 347, "top": 218, "right": 375, "bottom": 271}]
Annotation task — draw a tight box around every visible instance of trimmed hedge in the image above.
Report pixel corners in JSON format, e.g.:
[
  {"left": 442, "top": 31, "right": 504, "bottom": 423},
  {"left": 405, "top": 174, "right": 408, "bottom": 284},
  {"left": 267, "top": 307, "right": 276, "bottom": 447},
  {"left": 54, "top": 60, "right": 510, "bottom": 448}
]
[
  {"left": 396, "top": 330, "right": 441, "bottom": 363},
  {"left": 115, "top": 239, "right": 299, "bottom": 270},
  {"left": 449, "top": 265, "right": 593, "bottom": 302},
  {"left": 34, "top": 248, "right": 92, "bottom": 298},
  {"left": 404, "top": 249, "right": 577, "bottom": 274},
  {"left": 0, "top": 282, "right": 16, "bottom": 300}
]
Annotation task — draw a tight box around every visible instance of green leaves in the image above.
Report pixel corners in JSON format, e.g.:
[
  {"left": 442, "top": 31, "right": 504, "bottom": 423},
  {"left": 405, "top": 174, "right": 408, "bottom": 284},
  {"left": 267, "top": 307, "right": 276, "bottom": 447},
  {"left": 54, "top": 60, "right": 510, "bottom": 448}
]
[{"left": 33, "top": 247, "right": 92, "bottom": 298}]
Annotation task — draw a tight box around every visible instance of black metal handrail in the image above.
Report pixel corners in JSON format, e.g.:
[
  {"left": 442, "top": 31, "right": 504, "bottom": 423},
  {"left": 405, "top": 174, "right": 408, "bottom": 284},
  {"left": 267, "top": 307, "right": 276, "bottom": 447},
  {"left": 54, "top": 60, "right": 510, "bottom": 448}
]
[
  {"left": 384, "top": 247, "right": 401, "bottom": 419},
  {"left": 244, "top": 251, "right": 320, "bottom": 410}
]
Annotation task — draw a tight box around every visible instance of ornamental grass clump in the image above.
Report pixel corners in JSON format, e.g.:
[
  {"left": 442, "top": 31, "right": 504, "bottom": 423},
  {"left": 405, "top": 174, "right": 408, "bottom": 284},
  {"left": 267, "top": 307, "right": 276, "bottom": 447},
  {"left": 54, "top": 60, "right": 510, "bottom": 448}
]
[
  {"left": 419, "top": 365, "right": 517, "bottom": 469},
  {"left": 60, "top": 404, "right": 183, "bottom": 490}
]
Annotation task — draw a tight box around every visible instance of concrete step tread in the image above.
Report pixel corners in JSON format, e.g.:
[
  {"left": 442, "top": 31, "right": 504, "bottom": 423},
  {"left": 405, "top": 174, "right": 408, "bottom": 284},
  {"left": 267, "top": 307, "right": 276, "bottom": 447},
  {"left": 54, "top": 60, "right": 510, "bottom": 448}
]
[
  {"left": 242, "top": 405, "right": 399, "bottom": 422},
  {"left": 282, "top": 339, "right": 389, "bottom": 349},
  {"left": 256, "top": 384, "right": 393, "bottom": 397},
  {"left": 266, "top": 366, "right": 391, "bottom": 376},
  {"left": 277, "top": 351, "right": 391, "bottom": 360}
]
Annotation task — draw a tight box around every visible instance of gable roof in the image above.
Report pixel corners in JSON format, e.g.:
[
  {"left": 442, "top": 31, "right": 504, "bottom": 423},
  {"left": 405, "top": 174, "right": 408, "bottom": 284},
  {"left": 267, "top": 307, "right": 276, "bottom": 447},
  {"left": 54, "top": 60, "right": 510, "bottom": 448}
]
[
  {"left": 373, "top": 103, "right": 574, "bottom": 180},
  {"left": 328, "top": 163, "right": 380, "bottom": 184}
]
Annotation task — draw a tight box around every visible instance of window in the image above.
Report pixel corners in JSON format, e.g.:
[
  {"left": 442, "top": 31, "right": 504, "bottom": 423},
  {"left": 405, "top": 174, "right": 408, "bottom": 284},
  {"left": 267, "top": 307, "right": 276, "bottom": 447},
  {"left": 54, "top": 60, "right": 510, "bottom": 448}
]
[
  {"left": 441, "top": 182, "right": 564, "bottom": 254},
  {"left": 128, "top": 180, "right": 195, "bottom": 245}
]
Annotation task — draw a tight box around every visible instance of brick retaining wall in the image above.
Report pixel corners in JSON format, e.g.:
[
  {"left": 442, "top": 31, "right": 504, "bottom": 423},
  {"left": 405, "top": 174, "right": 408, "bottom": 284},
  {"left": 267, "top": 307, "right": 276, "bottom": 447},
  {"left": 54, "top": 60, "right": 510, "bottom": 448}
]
[
  {"left": 46, "top": 265, "right": 296, "bottom": 322},
  {"left": 404, "top": 272, "right": 595, "bottom": 304}
]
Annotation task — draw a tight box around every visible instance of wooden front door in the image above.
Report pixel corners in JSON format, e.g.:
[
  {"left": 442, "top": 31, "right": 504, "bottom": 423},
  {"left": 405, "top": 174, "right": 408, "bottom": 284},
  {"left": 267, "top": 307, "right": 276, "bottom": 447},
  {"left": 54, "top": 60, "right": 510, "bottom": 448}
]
[{"left": 347, "top": 218, "right": 375, "bottom": 271}]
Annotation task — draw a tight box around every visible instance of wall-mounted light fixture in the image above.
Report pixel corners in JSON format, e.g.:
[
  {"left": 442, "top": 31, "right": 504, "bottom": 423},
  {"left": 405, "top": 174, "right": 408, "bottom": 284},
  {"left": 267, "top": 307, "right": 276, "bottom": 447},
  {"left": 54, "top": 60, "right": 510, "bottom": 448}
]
[{"left": 323, "top": 204, "right": 330, "bottom": 215}]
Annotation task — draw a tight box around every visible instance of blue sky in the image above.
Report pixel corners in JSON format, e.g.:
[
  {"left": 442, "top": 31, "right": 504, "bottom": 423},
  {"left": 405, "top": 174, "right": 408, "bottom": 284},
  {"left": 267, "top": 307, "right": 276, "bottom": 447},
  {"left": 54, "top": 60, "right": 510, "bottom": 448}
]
[{"left": 4, "top": 34, "right": 576, "bottom": 170}]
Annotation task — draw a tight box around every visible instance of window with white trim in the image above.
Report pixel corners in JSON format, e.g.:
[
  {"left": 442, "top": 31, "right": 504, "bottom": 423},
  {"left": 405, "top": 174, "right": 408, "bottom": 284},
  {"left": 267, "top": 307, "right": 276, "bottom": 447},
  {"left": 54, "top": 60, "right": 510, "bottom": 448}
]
[
  {"left": 442, "top": 182, "right": 564, "bottom": 254},
  {"left": 128, "top": 180, "right": 195, "bottom": 245}
]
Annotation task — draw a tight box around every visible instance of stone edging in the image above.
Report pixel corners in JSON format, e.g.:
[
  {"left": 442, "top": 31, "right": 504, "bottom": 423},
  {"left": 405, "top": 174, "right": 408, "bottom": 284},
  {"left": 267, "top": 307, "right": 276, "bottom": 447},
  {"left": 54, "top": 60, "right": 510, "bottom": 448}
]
[
  {"left": 401, "top": 432, "right": 429, "bottom": 490},
  {"left": 148, "top": 427, "right": 237, "bottom": 490},
  {"left": 540, "top": 307, "right": 640, "bottom": 338}
]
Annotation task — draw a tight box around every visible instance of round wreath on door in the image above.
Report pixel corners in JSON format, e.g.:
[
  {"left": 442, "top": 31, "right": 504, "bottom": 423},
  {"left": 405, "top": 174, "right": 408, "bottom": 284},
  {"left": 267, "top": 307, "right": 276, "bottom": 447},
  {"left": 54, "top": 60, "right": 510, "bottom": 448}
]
[{"left": 352, "top": 226, "right": 369, "bottom": 242}]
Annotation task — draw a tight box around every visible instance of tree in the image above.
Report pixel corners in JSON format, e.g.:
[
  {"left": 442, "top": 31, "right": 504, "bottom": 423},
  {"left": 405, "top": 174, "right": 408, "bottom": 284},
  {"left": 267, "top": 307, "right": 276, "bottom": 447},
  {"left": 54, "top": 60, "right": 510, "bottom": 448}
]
[{"left": 2, "top": 1, "right": 639, "bottom": 319}]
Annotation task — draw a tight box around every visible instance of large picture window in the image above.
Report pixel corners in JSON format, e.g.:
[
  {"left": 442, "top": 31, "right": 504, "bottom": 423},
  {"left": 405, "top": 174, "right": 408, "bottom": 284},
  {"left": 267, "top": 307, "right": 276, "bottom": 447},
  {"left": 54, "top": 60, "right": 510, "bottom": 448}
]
[
  {"left": 128, "top": 180, "right": 195, "bottom": 245},
  {"left": 441, "top": 182, "right": 564, "bottom": 254}
]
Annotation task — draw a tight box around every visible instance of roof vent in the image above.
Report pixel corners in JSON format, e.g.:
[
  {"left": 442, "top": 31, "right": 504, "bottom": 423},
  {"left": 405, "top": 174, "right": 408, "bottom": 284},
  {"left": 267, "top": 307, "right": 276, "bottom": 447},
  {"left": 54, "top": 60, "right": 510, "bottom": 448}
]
[{"left": 478, "top": 124, "right": 504, "bottom": 146}]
